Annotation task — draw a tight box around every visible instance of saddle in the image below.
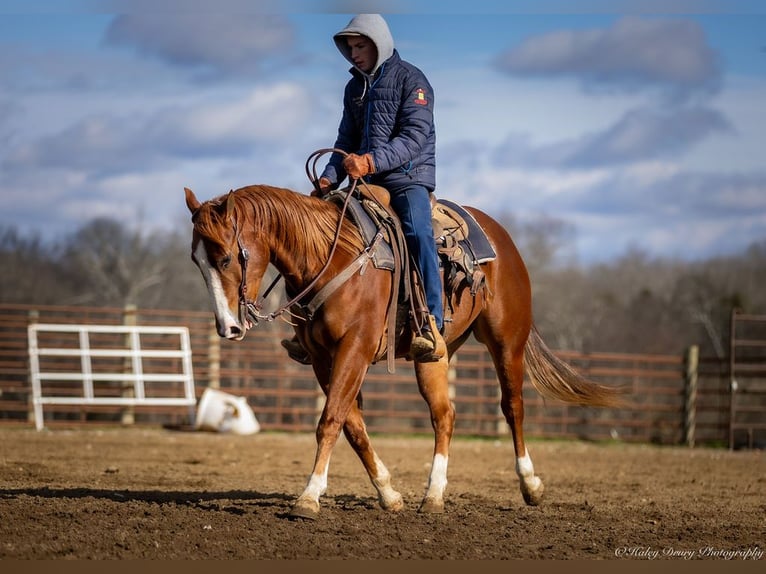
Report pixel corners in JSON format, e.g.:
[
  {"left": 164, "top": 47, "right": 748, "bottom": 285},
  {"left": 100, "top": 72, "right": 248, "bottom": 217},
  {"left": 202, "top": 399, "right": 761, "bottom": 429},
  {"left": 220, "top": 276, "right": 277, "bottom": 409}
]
[
  {"left": 430, "top": 196, "right": 496, "bottom": 298},
  {"left": 320, "top": 184, "right": 496, "bottom": 372}
]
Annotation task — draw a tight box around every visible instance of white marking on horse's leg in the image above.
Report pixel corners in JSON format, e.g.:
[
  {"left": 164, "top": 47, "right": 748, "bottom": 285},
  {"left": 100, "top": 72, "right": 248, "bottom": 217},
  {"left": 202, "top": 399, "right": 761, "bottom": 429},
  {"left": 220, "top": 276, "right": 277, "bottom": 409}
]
[
  {"left": 291, "top": 463, "right": 329, "bottom": 519},
  {"left": 420, "top": 453, "right": 448, "bottom": 512},
  {"left": 299, "top": 464, "right": 329, "bottom": 503},
  {"left": 370, "top": 454, "right": 403, "bottom": 511},
  {"left": 516, "top": 449, "right": 544, "bottom": 505}
]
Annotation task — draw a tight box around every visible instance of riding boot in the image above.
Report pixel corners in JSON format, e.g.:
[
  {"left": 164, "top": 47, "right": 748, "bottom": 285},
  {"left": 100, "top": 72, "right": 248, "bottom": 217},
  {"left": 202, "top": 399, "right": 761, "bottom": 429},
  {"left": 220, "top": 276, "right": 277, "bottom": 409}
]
[
  {"left": 410, "top": 314, "right": 447, "bottom": 363},
  {"left": 281, "top": 336, "right": 312, "bottom": 365}
]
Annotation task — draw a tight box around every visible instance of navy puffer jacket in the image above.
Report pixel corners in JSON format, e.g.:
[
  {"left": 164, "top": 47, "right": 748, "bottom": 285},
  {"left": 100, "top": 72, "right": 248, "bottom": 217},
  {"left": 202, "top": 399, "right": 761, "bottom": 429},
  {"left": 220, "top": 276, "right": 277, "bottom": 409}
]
[{"left": 322, "top": 17, "right": 436, "bottom": 193}]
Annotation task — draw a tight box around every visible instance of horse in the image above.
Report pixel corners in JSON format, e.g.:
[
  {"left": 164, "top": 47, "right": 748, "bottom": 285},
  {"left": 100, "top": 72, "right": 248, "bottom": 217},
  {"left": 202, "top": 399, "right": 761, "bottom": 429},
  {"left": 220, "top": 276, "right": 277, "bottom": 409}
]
[{"left": 184, "top": 181, "right": 622, "bottom": 519}]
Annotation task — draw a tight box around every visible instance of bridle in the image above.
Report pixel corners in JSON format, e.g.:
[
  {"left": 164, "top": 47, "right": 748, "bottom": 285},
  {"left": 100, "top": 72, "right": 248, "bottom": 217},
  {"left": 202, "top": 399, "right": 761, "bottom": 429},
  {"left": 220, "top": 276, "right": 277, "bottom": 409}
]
[
  {"left": 233, "top": 148, "right": 359, "bottom": 331},
  {"left": 234, "top": 229, "right": 265, "bottom": 328}
]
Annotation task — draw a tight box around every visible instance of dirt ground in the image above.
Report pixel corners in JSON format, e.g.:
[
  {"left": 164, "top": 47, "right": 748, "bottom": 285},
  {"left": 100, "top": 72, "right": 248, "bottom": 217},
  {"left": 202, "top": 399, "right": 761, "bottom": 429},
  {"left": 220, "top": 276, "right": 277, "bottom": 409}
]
[{"left": 0, "top": 427, "right": 763, "bottom": 560}]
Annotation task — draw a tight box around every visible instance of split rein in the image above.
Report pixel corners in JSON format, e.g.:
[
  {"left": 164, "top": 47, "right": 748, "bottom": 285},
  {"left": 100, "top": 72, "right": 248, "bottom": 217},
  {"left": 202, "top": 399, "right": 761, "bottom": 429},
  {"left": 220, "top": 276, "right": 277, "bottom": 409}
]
[{"left": 235, "top": 148, "right": 361, "bottom": 329}]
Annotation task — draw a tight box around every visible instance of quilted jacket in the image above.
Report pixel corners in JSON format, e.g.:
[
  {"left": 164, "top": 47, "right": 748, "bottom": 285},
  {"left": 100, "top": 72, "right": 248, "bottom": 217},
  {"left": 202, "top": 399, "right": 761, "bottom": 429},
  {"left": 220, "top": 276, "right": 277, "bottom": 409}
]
[{"left": 321, "top": 15, "right": 436, "bottom": 192}]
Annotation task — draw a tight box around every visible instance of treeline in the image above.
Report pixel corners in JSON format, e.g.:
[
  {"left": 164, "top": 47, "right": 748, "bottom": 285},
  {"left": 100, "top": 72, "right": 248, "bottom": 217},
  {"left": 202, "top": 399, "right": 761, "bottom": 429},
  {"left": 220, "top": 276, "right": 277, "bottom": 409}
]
[
  {"left": 0, "top": 219, "right": 208, "bottom": 311},
  {"left": 2, "top": 216, "right": 764, "bottom": 358}
]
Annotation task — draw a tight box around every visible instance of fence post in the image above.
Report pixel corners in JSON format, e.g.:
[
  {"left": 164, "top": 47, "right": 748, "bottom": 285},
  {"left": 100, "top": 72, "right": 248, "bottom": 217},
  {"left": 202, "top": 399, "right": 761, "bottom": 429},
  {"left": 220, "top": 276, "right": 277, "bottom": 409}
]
[
  {"left": 121, "top": 304, "right": 137, "bottom": 425},
  {"left": 728, "top": 308, "right": 738, "bottom": 451},
  {"left": 684, "top": 345, "right": 699, "bottom": 447},
  {"left": 207, "top": 318, "right": 220, "bottom": 390},
  {"left": 27, "top": 309, "right": 39, "bottom": 425}
]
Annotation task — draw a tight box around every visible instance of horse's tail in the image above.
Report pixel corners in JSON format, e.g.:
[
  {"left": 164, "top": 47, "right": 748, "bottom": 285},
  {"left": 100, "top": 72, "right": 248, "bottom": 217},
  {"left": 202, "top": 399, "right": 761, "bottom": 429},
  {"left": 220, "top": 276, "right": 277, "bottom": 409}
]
[{"left": 524, "top": 324, "right": 626, "bottom": 408}]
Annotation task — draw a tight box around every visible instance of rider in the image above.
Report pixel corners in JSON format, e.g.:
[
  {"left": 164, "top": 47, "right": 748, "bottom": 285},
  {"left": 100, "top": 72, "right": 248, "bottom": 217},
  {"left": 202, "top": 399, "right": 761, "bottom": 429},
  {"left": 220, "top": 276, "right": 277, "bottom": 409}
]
[{"left": 282, "top": 13, "right": 446, "bottom": 363}]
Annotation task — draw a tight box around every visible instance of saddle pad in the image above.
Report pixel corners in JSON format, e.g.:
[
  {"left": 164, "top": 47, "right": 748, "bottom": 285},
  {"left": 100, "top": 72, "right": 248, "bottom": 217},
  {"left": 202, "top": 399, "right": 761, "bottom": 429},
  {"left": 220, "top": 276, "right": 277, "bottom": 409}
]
[
  {"left": 329, "top": 191, "right": 395, "bottom": 271},
  {"left": 436, "top": 199, "right": 497, "bottom": 263}
]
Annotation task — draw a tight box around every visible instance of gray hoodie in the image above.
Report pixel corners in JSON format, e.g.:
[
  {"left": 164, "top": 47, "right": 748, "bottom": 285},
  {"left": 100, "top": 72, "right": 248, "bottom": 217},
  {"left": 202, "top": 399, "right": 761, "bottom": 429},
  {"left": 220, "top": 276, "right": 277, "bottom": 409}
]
[{"left": 333, "top": 14, "right": 394, "bottom": 77}]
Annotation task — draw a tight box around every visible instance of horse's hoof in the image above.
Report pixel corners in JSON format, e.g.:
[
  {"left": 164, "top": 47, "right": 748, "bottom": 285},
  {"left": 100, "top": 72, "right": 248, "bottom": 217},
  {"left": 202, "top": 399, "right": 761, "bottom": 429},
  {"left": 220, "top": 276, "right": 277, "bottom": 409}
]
[
  {"left": 521, "top": 480, "right": 545, "bottom": 506},
  {"left": 289, "top": 498, "right": 320, "bottom": 520},
  {"left": 418, "top": 497, "right": 444, "bottom": 514},
  {"left": 380, "top": 492, "right": 404, "bottom": 512}
]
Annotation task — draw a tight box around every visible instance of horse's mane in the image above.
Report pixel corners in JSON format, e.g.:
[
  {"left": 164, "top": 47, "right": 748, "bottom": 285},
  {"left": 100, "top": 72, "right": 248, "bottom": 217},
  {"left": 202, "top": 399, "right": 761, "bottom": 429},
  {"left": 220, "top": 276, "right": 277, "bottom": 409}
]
[{"left": 193, "top": 185, "right": 364, "bottom": 264}]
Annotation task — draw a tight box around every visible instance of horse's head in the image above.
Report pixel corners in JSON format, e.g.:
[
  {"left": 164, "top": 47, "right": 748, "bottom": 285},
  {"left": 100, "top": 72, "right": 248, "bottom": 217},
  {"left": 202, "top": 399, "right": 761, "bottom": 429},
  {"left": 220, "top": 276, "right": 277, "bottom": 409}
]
[{"left": 185, "top": 187, "right": 269, "bottom": 341}]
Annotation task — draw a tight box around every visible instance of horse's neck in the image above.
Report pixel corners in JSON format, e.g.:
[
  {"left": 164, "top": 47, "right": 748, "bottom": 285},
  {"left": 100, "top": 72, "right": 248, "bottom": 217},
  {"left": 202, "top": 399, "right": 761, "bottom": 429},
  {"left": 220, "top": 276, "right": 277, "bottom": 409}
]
[{"left": 255, "top": 194, "right": 336, "bottom": 288}]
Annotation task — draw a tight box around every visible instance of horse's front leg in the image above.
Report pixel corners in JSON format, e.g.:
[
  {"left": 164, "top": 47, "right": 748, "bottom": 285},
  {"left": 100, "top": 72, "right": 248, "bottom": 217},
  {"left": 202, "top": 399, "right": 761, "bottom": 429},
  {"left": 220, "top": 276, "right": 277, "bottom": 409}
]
[
  {"left": 303, "top": 356, "right": 404, "bottom": 514},
  {"left": 289, "top": 344, "right": 371, "bottom": 520},
  {"left": 415, "top": 353, "right": 455, "bottom": 513}
]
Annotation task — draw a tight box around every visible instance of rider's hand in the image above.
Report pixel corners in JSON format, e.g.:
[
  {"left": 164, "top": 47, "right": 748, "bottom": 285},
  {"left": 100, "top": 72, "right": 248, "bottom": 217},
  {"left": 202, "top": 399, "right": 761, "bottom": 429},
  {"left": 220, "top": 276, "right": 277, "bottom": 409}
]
[
  {"left": 343, "top": 153, "right": 375, "bottom": 179},
  {"left": 311, "top": 177, "right": 332, "bottom": 197}
]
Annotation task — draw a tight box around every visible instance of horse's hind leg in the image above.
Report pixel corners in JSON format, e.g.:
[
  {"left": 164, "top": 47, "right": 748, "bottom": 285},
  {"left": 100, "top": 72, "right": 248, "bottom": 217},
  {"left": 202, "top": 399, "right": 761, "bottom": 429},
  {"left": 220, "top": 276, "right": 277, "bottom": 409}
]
[
  {"left": 479, "top": 331, "right": 544, "bottom": 506},
  {"left": 474, "top": 320, "right": 543, "bottom": 506},
  {"left": 415, "top": 353, "right": 455, "bottom": 513},
  {"left": 343, "top": 399, "right": 404, "bottom": 512}
]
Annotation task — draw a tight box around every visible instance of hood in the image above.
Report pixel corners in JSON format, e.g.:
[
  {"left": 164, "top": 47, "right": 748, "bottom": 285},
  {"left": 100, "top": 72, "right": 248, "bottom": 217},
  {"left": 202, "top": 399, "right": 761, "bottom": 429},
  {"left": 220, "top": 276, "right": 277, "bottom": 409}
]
[{"left": 333, "top": 14, "right": 394, "bottom": 76}]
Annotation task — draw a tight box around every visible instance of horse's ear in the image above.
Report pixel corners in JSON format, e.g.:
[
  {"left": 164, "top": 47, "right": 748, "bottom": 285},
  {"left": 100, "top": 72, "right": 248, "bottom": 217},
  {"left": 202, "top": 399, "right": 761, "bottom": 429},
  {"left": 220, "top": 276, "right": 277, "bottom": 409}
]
[
  {"left": 184, "top": 187, "right": 201, "bottom": 213},
  {"left": 225, "top": 190, "right": 236, "bottom": 220}
]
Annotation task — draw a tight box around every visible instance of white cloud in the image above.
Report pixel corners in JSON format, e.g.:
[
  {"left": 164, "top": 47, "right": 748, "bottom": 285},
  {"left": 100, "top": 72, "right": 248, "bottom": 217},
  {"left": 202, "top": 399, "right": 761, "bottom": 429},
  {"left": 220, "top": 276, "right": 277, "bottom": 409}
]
[
  {"left": 3, "top": 82, "right": 313, "bottom": 175},
  {"left": 104, "top": 14, "right": 296, "bottom": 79},
  {"left": 490, "top": 105, "right": 732, "bottom": 168},
  {"left": 165, "top": 84, "right": 313, "bottom": 143},
  {"left": 494, "top": 16, "right": 721, "bottom": 99},
  {"left": 681, "top": 75, "right": 766, "bottom": 172}
]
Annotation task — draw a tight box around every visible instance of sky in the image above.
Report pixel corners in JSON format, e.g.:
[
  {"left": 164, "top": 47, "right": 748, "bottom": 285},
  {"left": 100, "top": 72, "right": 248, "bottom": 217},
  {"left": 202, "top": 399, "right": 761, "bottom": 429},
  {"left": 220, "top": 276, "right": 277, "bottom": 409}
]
[{"left": 1, "top": 1, "right": 765, "bottom": 265}]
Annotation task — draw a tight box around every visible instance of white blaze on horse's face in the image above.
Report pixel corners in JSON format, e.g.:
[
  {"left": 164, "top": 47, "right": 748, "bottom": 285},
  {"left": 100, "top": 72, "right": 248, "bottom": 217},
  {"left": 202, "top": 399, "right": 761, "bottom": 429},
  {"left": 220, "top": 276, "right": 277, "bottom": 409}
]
[{"left": 192, "top": 239, "right": 245, "bottom": 340}]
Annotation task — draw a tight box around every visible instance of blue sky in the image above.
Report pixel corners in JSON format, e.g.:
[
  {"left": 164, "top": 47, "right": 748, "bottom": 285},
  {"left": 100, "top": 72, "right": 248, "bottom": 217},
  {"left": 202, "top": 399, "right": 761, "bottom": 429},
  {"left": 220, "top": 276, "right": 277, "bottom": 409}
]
[{"left": 1, "top": 1, "right": 764, "bottom": 264}]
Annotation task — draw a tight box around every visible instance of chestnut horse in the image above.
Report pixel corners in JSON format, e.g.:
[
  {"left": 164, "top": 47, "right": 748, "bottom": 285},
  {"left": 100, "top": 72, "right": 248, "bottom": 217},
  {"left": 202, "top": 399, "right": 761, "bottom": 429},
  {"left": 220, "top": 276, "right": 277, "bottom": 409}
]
[{"left": 184, "top": 183, "right": 621, "bottom": 519}]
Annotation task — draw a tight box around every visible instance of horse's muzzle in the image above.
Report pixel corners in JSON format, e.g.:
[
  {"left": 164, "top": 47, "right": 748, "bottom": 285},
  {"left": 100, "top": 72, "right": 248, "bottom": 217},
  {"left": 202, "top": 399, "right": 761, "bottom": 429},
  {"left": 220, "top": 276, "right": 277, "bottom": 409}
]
[{"left": 217, "top": 317, "right": 249, "bottom": 341}]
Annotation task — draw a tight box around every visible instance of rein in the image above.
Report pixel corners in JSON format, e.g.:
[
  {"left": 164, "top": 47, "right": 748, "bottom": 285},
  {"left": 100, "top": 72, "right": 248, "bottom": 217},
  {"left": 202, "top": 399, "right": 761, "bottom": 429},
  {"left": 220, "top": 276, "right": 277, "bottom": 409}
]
[{"left": 235, "top": 148, "right": 359, "bottom": 328}]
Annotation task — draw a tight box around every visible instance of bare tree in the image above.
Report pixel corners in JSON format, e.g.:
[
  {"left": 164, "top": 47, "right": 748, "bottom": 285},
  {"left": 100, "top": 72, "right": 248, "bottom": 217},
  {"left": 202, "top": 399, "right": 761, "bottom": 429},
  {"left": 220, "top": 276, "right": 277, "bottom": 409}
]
[
  {"left": 58, "top": 218, "right": 173, "bottom": 307},
  {"left": 0, "top": 227, "right": 65, "bottom": 304}
]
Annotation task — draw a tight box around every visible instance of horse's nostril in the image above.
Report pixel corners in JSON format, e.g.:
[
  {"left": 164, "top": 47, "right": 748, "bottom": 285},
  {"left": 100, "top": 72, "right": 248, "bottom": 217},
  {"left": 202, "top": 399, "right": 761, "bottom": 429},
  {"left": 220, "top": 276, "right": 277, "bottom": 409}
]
[{"left": 217, "top": 323, "right": 240, "bottom": 338}]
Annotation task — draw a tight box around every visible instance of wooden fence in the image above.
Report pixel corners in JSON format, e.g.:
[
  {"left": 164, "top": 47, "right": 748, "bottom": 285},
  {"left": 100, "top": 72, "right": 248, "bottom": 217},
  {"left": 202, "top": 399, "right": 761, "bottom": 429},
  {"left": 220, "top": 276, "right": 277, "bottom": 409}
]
[
  {"left": 729, "top": 309, "right": 766, "bottom": 449},
  {"left": 0, "top": 303, "right": 750, "bottom": 447}
]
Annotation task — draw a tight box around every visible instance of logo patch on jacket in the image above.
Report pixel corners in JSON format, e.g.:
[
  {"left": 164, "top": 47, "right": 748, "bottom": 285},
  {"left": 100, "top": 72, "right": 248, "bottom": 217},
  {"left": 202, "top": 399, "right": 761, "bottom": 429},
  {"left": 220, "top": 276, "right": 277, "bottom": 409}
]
[{"left": 414, "top": 88, "right": 428, "bottom": 105}]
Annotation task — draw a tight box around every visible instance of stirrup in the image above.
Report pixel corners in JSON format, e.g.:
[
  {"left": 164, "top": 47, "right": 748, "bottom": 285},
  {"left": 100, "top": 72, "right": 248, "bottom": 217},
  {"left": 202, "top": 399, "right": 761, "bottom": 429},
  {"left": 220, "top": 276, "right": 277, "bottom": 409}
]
[
  {"left": 410, "top": 315, "right": 446, "bottom": 363},
  {"left": 281, "top": 338, "right": 312, "bottom": 365}
]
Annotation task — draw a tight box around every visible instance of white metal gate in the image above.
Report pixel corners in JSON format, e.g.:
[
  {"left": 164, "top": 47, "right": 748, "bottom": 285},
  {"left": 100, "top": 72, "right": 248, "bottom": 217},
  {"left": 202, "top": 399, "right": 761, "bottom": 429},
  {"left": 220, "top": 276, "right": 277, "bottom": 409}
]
[{"left": 28, "top": 323, "right": 197, "bottom": 430}]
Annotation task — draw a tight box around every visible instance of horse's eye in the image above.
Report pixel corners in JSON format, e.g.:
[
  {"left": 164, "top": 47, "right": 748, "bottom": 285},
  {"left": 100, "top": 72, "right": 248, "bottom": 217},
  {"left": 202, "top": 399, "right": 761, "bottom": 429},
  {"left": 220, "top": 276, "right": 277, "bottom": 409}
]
[{"left": 220, "top": 255, "right": 232, "bottom": 270}]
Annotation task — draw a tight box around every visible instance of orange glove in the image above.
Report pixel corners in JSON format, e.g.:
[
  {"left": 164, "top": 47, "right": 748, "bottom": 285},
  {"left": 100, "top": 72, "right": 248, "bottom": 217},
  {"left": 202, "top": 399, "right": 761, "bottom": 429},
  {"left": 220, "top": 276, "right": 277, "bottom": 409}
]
[
  {"left": 311, "top": 177, "right": 332, "bottom": 198},
  {"left": 343, "top": 153, "right": 375, "bottom": 179}
]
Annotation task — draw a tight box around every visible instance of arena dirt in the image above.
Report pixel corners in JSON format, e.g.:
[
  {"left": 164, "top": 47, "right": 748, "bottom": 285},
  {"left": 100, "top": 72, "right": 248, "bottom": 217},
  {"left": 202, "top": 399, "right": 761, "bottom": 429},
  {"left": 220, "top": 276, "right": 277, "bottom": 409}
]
[{"left": 0, "top": 428, "right": 763, "bottom": 560}]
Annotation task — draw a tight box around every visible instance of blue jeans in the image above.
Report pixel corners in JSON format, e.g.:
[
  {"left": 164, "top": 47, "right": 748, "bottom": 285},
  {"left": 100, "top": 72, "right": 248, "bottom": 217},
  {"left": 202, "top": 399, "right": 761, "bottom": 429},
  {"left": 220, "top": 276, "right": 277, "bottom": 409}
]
[{"left": 389, "top": 185, "right": 443, "bottom": 331}]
